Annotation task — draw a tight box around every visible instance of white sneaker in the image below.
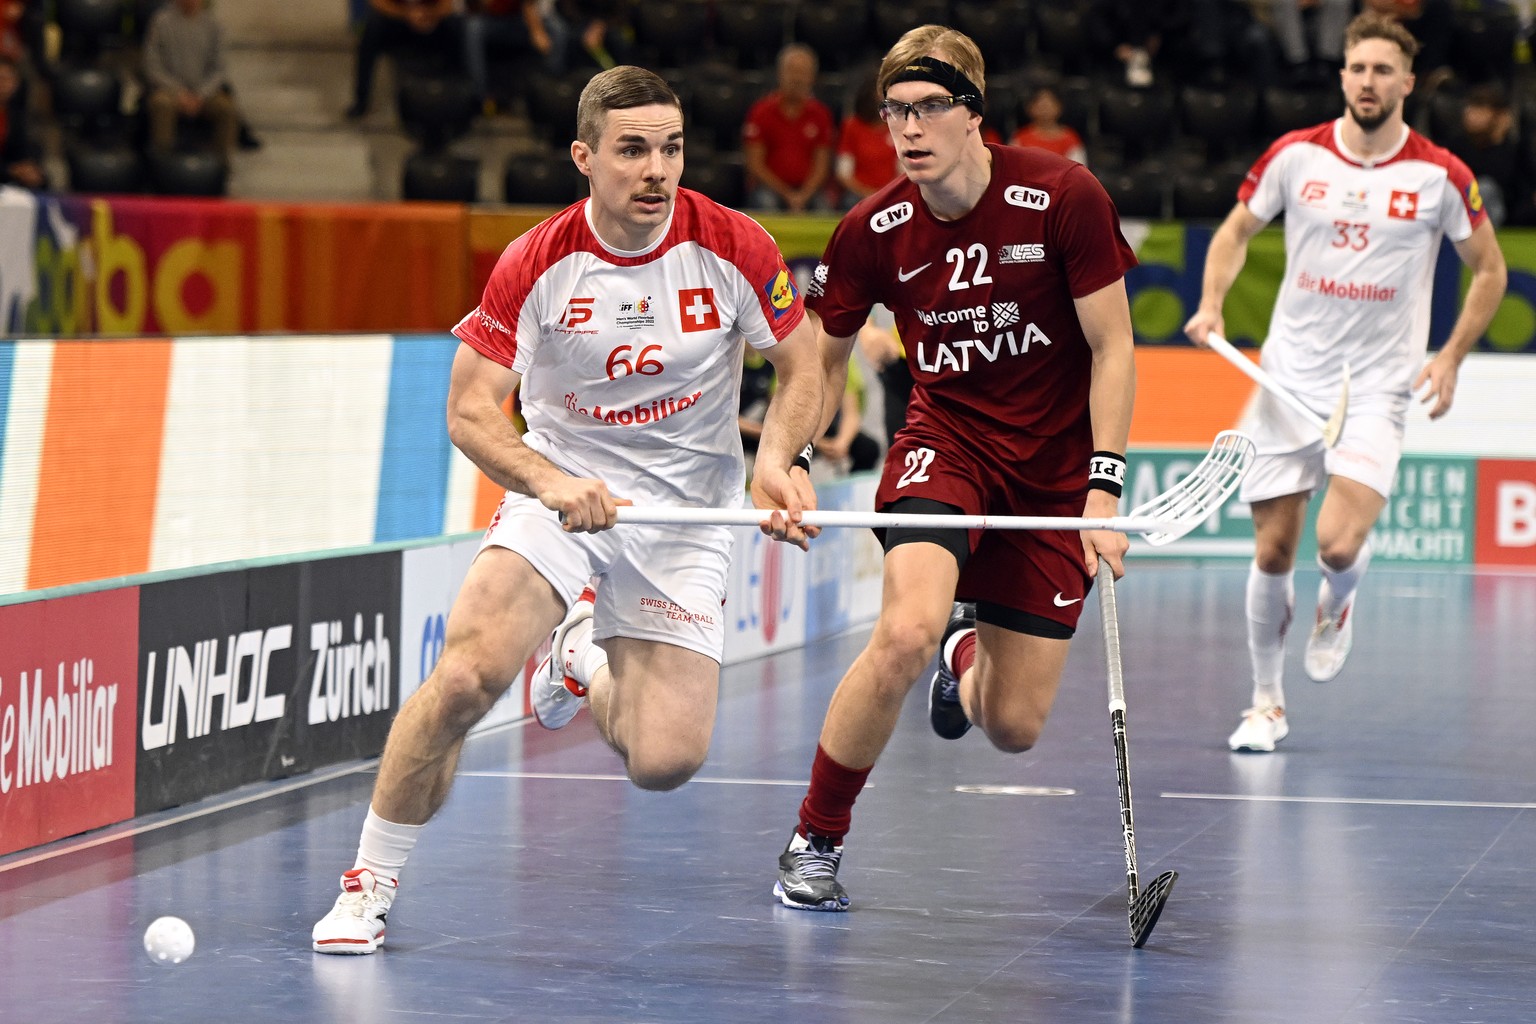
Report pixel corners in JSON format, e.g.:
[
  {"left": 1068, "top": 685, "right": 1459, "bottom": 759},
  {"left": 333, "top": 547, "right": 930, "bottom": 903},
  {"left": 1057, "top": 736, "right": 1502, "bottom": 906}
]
[
  {"left": 1304, "top": 598, "right": 1354, "bottom": 682},
  {"left": 312, "top": 868, "right": 397, "bottom": 954},
  {"left": 1228, "top": 705, "right": 1288, "bottom": 753},
  {"left": 532, "top": 585, "right": 596, "bottom": 729}
]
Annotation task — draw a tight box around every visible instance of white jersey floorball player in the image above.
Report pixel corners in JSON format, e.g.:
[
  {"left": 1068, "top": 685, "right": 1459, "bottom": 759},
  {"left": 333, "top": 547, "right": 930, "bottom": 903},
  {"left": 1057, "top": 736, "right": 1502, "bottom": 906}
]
[
  {"left": 312, "top": 66, "right": 822, "bottom": 954},
  {"left": 1184, "top": 12, "right": 1506, "bottom": 753}
]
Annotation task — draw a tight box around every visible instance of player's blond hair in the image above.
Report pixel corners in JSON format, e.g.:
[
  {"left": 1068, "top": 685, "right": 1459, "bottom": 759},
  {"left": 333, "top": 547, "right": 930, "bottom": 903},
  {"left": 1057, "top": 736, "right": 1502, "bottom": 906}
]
[
  {"left": 877, "top": 26, "right": 986, "bottom": 99},
  {"left": 575, "top": 66, "right": 683, "bottom": 149},
  {"left": 1343, "top": 12, "right": 1420, "bottom": 67}
]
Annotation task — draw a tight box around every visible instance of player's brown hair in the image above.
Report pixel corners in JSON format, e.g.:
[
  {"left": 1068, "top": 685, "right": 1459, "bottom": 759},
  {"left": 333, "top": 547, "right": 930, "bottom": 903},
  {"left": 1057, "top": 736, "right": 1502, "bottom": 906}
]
[
  {"left": 877, "top": 25, "right": 986, "bottom": 100},
  {"left": 1343, "top": 12, "right": 1420, "bottom": 67},
  {"left": 575, "top": 66, "right": 683, "bottom": 149}
]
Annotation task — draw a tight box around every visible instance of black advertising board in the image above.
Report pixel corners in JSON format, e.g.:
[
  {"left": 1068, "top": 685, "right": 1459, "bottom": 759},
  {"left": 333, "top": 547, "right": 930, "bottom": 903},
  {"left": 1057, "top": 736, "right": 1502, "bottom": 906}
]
[{"left": 136, "top": 553, "right": 401, "bottom": 814}]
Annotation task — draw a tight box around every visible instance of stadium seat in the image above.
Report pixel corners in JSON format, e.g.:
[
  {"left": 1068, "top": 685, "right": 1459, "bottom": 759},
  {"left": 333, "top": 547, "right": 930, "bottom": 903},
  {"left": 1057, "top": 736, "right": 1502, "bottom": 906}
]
[
  {"left": 396, "top": 73, "right": 479, "bottom": 153},
  {"left": 630, "top": 0, "right": 712, "bottom": 69},
  {"left": 55, "top": 0, "right": 123, "bottom": 62},
  {"left": 684, "top": 152, "right": 746, "bottom": 209},
  {"left": 1173, "top": 166, "right": 1245, "bottom": 221},
  {"left": 1262, "top": 86, "right": 1338, "bottom": 136},
  {"left": 1055, "top": 76, "right": 1098, "bottom": 137},
  {"left": 525, "top": 69, "right": 596, "bottom": 146},
  {"left": 793, "top": 2, "right": 870, "bottom": 70},
  {"left": 1097, "top": 86, "right": 1175, "bottom": 163},
  {"left": 148, "top": 150, "right": 229, "bottom": 197},
  {"left": 1179, "top": 85, "right": 1258, "bottom": 162},
  {"left": 715, "top": 0, "right": 790, "bottom": 69},
  {"left": 66, "top": 143, "right": 143, "bottom": 194},
  {"left": 870, "top": 0, "right": 949, "bottom": 49},
  {"left": 689, "top": 68, "right": 767, "bottom": 151},
  {"left": 1099, "top": 165, "right": 1167, "bottom": 220},
  {"left": 403, "top": 152, "right": 479, "bottom": 203},
  {"left": 1034, "top": 7, "right": 1090, "bottom": 75},
  {"left": 51, "top": 64, "right": 125, "bottom": 142},
  {"left": 954, "top": 1, "right": 1032, "bottom": 71},
  {"left": 504, "top": 149, "right": 585, "bottom": 206}
]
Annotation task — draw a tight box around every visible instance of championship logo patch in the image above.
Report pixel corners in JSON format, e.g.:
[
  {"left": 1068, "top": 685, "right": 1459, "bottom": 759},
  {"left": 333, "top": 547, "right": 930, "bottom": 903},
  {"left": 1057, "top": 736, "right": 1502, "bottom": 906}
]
[{"left": 764, "top": 266, "right": 798, "bottom": 319}]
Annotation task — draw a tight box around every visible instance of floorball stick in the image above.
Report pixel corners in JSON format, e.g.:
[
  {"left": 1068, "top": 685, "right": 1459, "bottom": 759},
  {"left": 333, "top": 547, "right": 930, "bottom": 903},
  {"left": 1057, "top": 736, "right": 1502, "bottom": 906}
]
[
  {"left": 1206, "top": 332, "right": 1348, "bottom": 447},
  {"left": 611, "top": 431, "right": 1256, "bottom": 548},
  {"left": 1096, "top": 561, "right": 1178, "bottom": 948}
]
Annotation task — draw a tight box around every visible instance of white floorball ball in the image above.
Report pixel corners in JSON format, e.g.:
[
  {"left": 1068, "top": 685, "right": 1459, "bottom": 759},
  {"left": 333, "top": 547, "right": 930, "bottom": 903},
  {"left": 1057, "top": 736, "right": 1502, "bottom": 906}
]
[{"left": 144, "top": 915, "right": 196, "bottom": 965}]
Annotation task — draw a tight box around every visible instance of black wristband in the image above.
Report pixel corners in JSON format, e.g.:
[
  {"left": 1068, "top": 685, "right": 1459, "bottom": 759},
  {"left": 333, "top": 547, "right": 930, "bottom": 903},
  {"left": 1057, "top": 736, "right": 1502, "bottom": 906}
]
[
  {"left": 1088, "top": 451, "right": 1126, "bottom": 498},
  {"left": 791, "top": 443, "right": 814, "bottom": 473}
]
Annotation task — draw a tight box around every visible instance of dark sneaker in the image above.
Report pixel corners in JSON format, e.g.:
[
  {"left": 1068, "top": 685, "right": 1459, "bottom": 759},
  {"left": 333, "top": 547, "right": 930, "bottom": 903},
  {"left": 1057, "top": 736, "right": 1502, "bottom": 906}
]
[
  {"left": 928, "top": 602, "right": 976, "bottom": 739},
  {"left": 773, "top": 830, "right": 849, "bottom": 911}
]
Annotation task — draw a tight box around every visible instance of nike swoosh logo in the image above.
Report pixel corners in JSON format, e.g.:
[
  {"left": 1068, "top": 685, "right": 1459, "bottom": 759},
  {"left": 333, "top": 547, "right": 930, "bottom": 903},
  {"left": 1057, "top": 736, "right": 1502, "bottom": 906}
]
[
  {"left": 1053, "top": 593, "right": 1082, "bottom": 607},
  {"left": 896, "top": 263, "right": 932, "bottom": 282}
]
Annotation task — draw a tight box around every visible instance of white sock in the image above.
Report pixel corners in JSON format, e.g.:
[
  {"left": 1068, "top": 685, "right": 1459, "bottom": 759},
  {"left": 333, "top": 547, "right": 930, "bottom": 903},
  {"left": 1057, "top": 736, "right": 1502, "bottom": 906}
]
[
  {"left": 1317, "top": 540, "right": 1371, "bottom": 619},
  {"left": 354, "top": 806, "right": 423, "bottom": 883},
  {"left": 566, "top": 615, "right": 607, "bottom": 687},
  {"left": 1246, "top": 561, "right": 1293, "bottom": 709}
]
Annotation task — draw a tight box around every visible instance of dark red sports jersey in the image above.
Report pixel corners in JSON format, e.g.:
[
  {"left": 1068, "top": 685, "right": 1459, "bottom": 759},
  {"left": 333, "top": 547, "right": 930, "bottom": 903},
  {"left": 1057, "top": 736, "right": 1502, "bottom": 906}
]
[{"left": 807, "top": 143, "right": 1136, "bottom": 495}]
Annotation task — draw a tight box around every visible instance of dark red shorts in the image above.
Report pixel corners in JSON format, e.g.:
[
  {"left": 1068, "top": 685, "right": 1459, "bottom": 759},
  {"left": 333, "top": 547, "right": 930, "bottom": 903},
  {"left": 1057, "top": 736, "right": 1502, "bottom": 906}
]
[{"left": 875, "top": 431, "right": 1091, "bottom": 630}]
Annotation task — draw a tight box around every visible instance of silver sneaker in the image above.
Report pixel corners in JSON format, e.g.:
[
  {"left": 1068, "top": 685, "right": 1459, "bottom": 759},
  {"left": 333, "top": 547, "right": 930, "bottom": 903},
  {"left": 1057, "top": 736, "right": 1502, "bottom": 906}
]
[
  {"left": 532, "top": 585, "right": 596, "bottom": 729},
  {"left": 312, "top": 868, "right": 397, "bottom": 954},
  {"left": 1228, "top": 705, "right": 1288, "bottom": 753},
  {"left": 1304, "top": 597, "right": 1354, "bottom": 682}
]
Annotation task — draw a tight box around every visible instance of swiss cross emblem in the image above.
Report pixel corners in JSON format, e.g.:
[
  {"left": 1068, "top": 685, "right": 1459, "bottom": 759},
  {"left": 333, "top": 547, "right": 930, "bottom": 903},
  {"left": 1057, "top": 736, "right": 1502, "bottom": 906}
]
[
  {"left": 1388, "top": 190, "right": 1419, "bottom": 220},
  {"left": 678, "top": 288, "right": 721, "bottom": 332}
]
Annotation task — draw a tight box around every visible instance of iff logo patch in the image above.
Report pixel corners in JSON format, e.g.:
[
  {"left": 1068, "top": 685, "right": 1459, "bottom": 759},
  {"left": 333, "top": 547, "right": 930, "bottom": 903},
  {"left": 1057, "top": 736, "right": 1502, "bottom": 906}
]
[{"left": 764, "top": 263, "right": 798, "bottom": 319}]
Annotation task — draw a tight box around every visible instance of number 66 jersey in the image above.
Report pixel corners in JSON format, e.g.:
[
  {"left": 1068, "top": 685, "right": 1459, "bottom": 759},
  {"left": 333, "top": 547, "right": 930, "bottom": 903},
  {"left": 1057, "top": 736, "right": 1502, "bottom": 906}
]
[{"left": 453, "top": 189, "right": 804, "bottom": 508}]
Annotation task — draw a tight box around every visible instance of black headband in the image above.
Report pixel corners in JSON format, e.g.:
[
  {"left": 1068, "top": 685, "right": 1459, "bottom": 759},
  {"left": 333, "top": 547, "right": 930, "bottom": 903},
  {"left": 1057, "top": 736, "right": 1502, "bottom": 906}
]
[{"left": 886, "top": 56, "right": 985, "bottom": 117}]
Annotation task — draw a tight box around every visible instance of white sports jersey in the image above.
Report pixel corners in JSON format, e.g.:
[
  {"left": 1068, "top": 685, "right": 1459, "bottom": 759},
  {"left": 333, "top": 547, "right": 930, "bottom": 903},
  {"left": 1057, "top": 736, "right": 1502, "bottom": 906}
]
[
  {"left": 453, "top": 189, "right": 803, "bottom": 508},
  {"left": 1240, "top": 120, "right": 1486, "bottom": 418}
]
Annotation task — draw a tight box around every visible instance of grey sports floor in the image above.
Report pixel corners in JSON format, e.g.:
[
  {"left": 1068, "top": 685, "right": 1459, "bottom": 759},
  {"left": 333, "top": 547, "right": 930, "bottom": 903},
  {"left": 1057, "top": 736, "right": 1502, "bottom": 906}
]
[{"left": 4, "top": 562, "right": 1535, "bottom": 1024}]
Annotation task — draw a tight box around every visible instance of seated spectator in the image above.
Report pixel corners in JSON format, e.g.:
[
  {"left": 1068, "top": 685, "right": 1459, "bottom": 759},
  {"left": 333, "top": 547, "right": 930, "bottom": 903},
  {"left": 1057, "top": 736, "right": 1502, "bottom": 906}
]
[
  {"left": 1444, "top": 84, "right": 1525, "bottom": 226},
  {"left": 742, "top": 43, "right": 836, "bottom": 212},
  {"left": 1268, "top": 0, "right": 1351, "bottom": 85},
  {"left": 1092, "top": 0, "right": 1166, "bottom": 88},
  {"left": 834, "top": 75, "right": 898, "bottom": 209},
  {"left": 816, "top": 355, "right": 880, "bottom": 476},
  {"left": 347, "top": 0, "right": 464, "bottom": 120},
  {"left": 1010, "top": 87, "right": 1086, "bottom": 164},
  {"left": 464, "top": 0, "right": 566, "bottom": 111},
  {"left": 740, "top": 343, "right": 878, "bottom": 481},
  {"left": 857, "top": 319, "right": 909, "bottom": 452},
  {"left": 556, "top": 0, "right": 634, "bottom": 71},
  {"left": 142, "top": 0, "right": 240, "bottom": 157},
  {"left": 0, "top": 56, "right": 42, "bottom": 188}
]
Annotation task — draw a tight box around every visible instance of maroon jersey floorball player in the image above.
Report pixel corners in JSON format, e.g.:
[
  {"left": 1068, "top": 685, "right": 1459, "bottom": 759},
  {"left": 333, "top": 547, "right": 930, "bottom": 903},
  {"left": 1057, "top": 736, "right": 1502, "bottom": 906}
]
[{"left": 774, "top": 25, "right": 1139, "bottom": 911}]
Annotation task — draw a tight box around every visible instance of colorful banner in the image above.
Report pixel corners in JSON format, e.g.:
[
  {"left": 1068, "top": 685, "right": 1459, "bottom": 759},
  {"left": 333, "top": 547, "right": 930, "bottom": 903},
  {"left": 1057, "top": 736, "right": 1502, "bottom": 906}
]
[
  {"left": 134, "top": 553, "right": 401, "bottom": 815},
  {"left": 1131, "top": 449, "right": 1479, "bottom": 566},
  {"left": 0, "top": 588, "right": 139, "bottom": 857},
  {"left": 0, "top": 189, "right": 469, "bottom": 339}
]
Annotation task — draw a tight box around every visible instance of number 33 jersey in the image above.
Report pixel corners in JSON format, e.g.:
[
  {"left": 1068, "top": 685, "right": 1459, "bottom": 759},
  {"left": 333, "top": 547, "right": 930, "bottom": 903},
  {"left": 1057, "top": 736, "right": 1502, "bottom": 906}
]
[
  {"left": 807, "top": 143, "right": 1136, "bottom": 496},
  {"left": 454, "top": 189, "right": 804, "bottom": 507},
  {"left": 1240, "top": 120, "right": 1485, "bottom": 411}
]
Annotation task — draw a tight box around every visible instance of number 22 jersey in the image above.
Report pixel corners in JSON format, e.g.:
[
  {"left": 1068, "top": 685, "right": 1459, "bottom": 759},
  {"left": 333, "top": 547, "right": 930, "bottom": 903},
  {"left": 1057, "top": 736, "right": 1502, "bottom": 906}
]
[{"left": 807, "top": 143, "right": 1136, "bottom": 497}]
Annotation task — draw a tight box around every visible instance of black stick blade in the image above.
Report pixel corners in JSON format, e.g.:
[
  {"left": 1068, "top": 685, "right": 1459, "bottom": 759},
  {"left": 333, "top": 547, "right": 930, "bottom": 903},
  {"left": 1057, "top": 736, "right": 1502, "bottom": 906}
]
[{"left": 1130, "top": 870, "right": 1178, "bottom": 948}]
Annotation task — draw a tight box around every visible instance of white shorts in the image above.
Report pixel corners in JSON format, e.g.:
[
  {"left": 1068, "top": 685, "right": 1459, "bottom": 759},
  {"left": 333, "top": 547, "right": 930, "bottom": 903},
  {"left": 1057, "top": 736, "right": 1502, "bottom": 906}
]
[
  {"left": 1238, "top": 391, "right": 1405, "bottom": 503},
  {"left": 478, "top": 492, "right": 732, "bottom": 662}
]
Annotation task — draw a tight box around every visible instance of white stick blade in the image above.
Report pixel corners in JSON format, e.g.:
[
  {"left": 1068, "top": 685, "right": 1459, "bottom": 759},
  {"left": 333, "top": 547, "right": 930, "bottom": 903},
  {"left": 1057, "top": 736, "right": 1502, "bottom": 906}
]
[{"left": 1130, "top": 430, "right": 1255, "bottom": 547}]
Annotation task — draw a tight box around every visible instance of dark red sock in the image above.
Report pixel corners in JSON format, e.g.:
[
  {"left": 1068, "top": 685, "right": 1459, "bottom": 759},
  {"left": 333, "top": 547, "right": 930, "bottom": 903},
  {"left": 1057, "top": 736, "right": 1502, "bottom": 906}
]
[
  {"left": 952, "top": 629, "right": 977, "bottom": 678},
  {"left": 797, "top": 744, "right": 872, "bottom": 843}
]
